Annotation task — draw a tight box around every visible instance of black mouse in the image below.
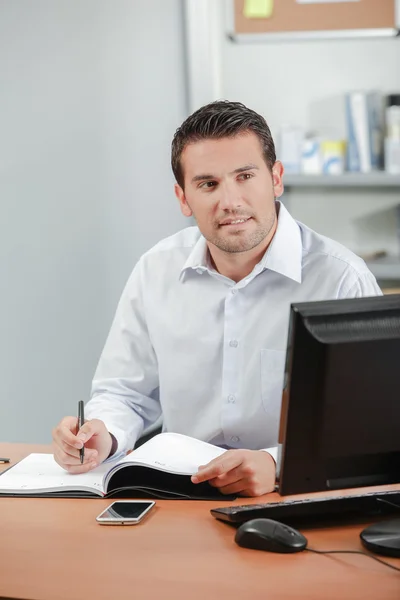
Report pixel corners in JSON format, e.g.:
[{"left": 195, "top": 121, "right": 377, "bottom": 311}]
[{"left": 235, "top": 518, "right": 308, "bottom": 553}]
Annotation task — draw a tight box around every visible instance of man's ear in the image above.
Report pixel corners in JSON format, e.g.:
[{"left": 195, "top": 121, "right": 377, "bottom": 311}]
[
  {"left": 175, "top": 183, "right": 193, "bottom": 217},
  {"left": 272, "top": 161, "right": 284, "bottom": 198}
]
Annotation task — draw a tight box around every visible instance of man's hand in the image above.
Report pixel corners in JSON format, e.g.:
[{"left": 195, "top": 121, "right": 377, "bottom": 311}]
[
  {"left": 52, "top": 417, "right": 113, "bottom": 474},
  {"left": 191, "top": 449, "right": 276, "bottom": 497}
]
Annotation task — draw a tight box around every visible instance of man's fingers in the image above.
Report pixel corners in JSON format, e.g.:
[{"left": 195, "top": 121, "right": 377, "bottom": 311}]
[
  {"left": 194, "top": 450, "right": 276, "bottom": 496},
  {"left": 63, "top": 461, "right": 98, "bottom": 475},
  {"left": 53, "top": 447, "right": 98, "bottom": 471},
  {"left": 54, "top": 447, "right": 98, "bottom": 466},
  {"left": 191, "top": 452, "right": 243, "bottom": 484},
  {"left": 208, "top": 466, "right": 242, "bottom": 488},
  {"left": 216, "top": 480, "right": 247, "bottom": 495},
  {"left": 52, "top": 418, "right": 82, "bottom": 450},
  {"left": 76, "top": 419, "right": 103, "bottom": 443},
  {"left": 58, "top": 441, "right": 80, "bottom": 460}
]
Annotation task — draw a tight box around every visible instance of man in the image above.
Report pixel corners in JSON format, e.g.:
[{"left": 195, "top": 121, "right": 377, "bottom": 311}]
[{"left": 52, "top": 100, "right": 381, "bottom": 496}]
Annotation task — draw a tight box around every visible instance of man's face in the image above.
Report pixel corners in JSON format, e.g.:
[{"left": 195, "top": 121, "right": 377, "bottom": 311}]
[{"left": 175, "top": 132, "right": 284, "bottom": 254}]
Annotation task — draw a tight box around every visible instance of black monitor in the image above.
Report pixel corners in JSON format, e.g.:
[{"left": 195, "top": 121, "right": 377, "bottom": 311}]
[{"left": 277, "top": 294, "right": 400, "bottom": 496}]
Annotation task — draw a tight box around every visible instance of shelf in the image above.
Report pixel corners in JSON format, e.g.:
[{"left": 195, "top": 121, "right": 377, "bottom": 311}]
[
  {"left": 365, "top": 256, "right": 400, "bottom": 280},
  {"left": 284, "top": 173, "right": 400, "bottom": 188},
  {"left": 229, "top": 30, "right": 400, "bottom": 44}
]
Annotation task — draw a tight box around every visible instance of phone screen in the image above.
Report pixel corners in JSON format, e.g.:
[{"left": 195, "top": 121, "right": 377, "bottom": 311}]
[{"left": 97, "top": 501, "right": 155, "bottom": 522}]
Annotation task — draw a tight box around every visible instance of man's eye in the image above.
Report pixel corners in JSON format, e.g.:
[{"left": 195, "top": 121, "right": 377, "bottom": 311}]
[
  {"left": 238, "top": 173, "right": 253, "bottom": 181},
  {"left": 199, "top": 181, "right": 217, "bottom": 189}
]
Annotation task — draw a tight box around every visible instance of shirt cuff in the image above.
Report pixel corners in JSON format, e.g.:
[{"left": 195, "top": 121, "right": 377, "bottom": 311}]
[
  {"left": 108, "top": 433, "right": 118, "bottom": 458},
  {"left": 260, "top": 446, "right": 278, "bottom": 464}
]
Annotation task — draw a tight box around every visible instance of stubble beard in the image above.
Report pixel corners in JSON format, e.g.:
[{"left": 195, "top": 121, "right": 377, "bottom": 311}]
[{"left": 207, "top": 211, "right": 276, "bottom": 254}]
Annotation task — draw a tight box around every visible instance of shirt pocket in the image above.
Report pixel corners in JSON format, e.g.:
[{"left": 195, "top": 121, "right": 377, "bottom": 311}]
[{"left": 260, "top": 349, "right": 286, "bottom": 423}]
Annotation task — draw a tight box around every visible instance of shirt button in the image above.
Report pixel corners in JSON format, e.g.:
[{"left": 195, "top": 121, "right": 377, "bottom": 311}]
[
  {"left": 227, "top": 394, "right": 236, "bottom": 403},
  {"left": 231, "top": 436, "right": 240, "bottom": 443},
  {"left": 196, "top": 269, "right": 203, "bottom": 275},
  {"left": 231, "top": 288, "right": 237, "bottom": 294},
  {"left": 229, "top": 340, "right": 238, "bottom": 348}
]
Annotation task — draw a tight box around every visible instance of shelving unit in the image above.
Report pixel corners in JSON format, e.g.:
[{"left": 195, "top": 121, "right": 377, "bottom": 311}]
[
  {"left": 284, "top": 173, "right": 400, "bottom": 189},
  {"left": 283, "top": 172, "right": 400, "bottom": 281},
  {"left": 365, "top": 256, "right": 400, "bottom": 280}
]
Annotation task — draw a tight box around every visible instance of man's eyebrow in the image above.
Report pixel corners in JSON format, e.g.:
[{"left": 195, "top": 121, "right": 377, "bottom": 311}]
[
  {"left": 231, "top": 163, "right": 259, "bottom": 174},
  {"left": 191, "top": 173, "right": 216, "bottom": 183},
  {"left": 191, "top": 164, "right": 259, "bottom": 184}
]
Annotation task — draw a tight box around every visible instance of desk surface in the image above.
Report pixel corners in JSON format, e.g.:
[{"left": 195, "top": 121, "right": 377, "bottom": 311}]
[{"left": 1, "top": 442, "right": 399, "bottom": 600}]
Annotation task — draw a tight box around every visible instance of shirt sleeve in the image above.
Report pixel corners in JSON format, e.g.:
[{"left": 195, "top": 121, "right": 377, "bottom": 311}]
[
  {"left": 85, "top": 259, "right": 161, "bottom": 457},
  {"left": 260, "top": 268, "right": 380, "bottom": 475},
  {"left": 341, "top": 269, "right": 383, "bottom": 299}
]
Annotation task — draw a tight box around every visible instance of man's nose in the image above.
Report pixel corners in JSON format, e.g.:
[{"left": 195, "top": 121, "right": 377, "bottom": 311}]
[{"left": 218, "top": 182, "right": 241, "bottom": 211}]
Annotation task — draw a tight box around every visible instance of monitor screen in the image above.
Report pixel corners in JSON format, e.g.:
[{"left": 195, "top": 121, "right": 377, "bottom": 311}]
[{"left": 277, "top": 294, "right": 400, "bottom": 496}]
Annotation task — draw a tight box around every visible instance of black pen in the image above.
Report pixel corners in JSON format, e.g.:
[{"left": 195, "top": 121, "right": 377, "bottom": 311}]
[
  {"left": 78, "top": 400, "right": 85, "bottom": 464},
  {"left": 0, "top": 458, "right": 10, "bottom": 464}
]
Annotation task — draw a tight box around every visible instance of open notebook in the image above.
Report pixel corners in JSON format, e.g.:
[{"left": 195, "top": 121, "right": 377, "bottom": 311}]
[{"left": 0, "top": 432, "right": 235, "bottom": 500}]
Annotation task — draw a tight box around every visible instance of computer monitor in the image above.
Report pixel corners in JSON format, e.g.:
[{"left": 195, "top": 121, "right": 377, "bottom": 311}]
[{"left": 277, "top": 294, "right": 400, "bottom": 496}]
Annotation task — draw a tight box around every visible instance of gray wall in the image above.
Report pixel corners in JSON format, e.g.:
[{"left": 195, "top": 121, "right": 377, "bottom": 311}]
[{"left": 0, "top": 0, "right": 188, "bottom": 443}]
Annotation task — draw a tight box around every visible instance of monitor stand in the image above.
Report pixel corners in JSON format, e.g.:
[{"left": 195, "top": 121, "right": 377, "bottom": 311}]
[{"left": 360, "top": 519, "right": 400, "bottom": 558}]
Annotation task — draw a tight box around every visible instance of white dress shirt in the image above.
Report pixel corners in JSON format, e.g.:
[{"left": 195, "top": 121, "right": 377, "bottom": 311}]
[{"left": 85, "top": 202, "right": 382, "bottom": 462}]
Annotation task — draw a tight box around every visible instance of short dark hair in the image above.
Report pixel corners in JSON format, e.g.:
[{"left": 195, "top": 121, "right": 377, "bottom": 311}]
[{"left": 171, "top": 100, "right": 276, "bottom": 189}]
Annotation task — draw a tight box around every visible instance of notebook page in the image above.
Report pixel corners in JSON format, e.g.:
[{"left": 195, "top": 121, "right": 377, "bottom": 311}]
[
  {"left": 115, "top": 433, "right": 227, "bottom": 476},
  {"left": 0, "top": 453, "right": 110, "bottom": 495}
]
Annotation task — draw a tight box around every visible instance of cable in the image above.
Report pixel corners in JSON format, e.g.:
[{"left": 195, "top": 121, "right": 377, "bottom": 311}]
[
  {"left": 304, "top": 498, "right": 400, "bottom": 573},
  {"left": 306, "top": 548, "right": 400, "bottom": 573}
]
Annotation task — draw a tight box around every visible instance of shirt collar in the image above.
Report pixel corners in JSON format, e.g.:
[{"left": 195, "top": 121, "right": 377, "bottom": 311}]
[
  {"left": 259, "top": 202, "right": 302, "bottom": 283},
  {"left": 179, "top": 234, "right": 209, "bottom": 279},
  {"left": 179, "top": 201, "right": 302, "bottom": 284}
]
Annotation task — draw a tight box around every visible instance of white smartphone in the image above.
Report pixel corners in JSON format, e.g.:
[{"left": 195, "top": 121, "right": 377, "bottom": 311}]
[{"left": 96, "top": 500, "right": 156, "bottom": 525}]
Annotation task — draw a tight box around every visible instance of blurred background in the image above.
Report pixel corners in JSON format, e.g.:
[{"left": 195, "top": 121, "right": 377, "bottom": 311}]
[{"left": 1, "top": 0, "right": 399, "bottom": 443}]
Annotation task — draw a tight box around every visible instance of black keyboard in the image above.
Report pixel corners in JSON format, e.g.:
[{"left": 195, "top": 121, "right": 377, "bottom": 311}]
[{"left": 210, "top": 490, "right": 400, "bottom": 527}]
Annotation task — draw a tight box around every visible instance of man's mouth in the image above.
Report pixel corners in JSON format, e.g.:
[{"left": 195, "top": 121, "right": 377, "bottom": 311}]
[{"left": 219, "top": 217, "right": 252, "bottom": 227}]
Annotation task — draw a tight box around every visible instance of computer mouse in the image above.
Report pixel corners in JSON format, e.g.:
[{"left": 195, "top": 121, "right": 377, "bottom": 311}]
[{"left": 235, "top": 518, "right": 308, "bottom": 553}]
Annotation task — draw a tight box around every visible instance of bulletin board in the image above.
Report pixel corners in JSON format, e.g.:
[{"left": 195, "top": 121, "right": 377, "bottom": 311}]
[{"left": 228, "top": 0, "right": 400, "bottom": 41}]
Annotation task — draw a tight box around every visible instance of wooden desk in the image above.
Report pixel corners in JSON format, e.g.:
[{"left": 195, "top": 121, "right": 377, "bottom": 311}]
[{"left": 0, "top": 443, "right": 399, "bottom": 600}]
